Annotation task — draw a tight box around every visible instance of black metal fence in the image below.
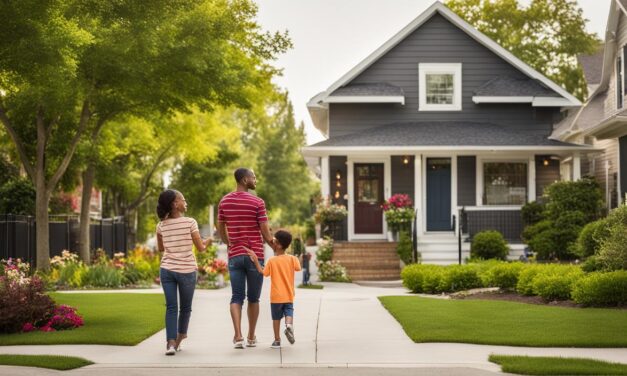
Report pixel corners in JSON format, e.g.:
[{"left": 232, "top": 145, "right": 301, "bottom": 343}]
[{"left": 0, "top": 214, "right": 127, "bottom": 267}]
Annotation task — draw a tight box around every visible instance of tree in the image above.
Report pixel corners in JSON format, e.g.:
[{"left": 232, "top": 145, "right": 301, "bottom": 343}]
[
  {"left": 0, "top": 0, "right": 290, "bottom": 268},
  {"left": 446, "top": 0, "right": 600, "bottom": 100}
]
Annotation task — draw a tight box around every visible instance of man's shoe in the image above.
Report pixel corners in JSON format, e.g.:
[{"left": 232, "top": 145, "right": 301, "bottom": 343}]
[
  {"left": 246, "top": 337, "right": 257, "bottom": 347},
  {"left": 271, "top": 340, "right": 281, "bottom": 349},
  {"left": 284, "top": 327, "right": 295, "bottom": 344}
]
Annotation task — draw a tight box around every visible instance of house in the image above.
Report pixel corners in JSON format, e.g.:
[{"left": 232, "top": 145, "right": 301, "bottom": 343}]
[
  {"left": 303, "top": 1, "right": 595, "bottom": 271},
  {"left": 552, "top": 0, "right": 627, "bottom": 211}
]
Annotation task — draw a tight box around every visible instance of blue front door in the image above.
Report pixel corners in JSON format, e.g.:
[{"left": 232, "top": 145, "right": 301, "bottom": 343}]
[{"left": 426, "top": 158, "right": 452, "bottom": 231}]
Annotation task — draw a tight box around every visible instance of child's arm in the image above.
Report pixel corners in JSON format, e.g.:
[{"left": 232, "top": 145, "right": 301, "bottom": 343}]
[{"left": 246, "top": 249, "right": 264, "bottom": 274}]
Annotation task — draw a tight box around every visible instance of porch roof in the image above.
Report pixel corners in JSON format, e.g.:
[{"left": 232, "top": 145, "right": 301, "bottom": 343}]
[
  {"left": 304, "top": 121, "right": 598, "bottom": 153},
  {"left": 329, "top": 83, "right": 404, "bottom": 97},
  {"left": 473, "top": 77, "right": 559, "bottom": 97}
]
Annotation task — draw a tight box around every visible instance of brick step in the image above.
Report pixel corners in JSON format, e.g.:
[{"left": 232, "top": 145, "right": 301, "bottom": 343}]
[
  {"left": 332, "top": 255, "right": 400, "bottom": 262},
  {"left": 348, "top": 272, "right": 401, "bottom": 281},
  {"left": 333, "top": 249, "right": 399, "bottom": 256},
  {"left": 334, "top": 242, "right": 397, "bottom": 249},
  {"left": 343, "top": 265, "right": 401, "bottom": 272},
  {"left": 333, "top": 259, "right": 401, "bottom": 268}
]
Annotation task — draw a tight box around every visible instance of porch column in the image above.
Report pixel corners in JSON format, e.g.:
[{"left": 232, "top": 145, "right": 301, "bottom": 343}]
[
  {"left": 414, "top": 154, "right": 422, "bottom": 235},
  {"left": 528, "top": 155, "right": 536, "bottom": 202},
  {"left": 573, "top": 153, "right": 581, "bottom": 181},
  {"left": 321, "top": 156, "right": 330, "bottom": 198}
]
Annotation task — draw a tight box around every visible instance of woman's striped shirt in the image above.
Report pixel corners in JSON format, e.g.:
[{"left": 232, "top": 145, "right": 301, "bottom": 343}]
[{"left": 157, "top": 216, "right": 198, "bottom": 273}]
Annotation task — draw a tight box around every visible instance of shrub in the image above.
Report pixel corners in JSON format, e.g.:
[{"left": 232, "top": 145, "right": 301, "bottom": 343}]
[
  {"left": 438, "top": 265, "right": 483, "bottom": 292},
  {"left": 574, "top": 219, "right": 610, "bottom": 258},
  {"left": 532, "top": 269, "right": 583, "bottom": 301},
  {"left": 543, "top": 177, "right": 603, "bottom": 223},
  {"left": 317, "top": 260, "right": 351, "bottom": 282},
  {"left": 471, "top": 231, "right": 509, "bottom": 260},
  {"left": 422, "top": 267, "right": 445, "bottom": 294},
  {"left": 481, "top": 262, "right": 525, "bottom": 290},
  {"left": 0, "top": 259, "right": 55, "bottom": 334},
  {"left": 0, "top": 178, "right": 36, "bottom": 215},
  {"left": 401, "top": 264, "right": 427, "bottom": 293},
  {"left": 572, "top": 271, "right": 627, "bottom": 307},
  {"left": 81, "top": 264, "right": 125, "bottom": 288},
  {"left": 521, "top": 201, "right": 545, "bottom": 226},
  {"left": 396, "top": 231, "right": 413, "bottom": 265},
  {"left": 516, "top": 265, "right": 545, "bottom": 295},
  {"left": 316, "top": 237, "right": 333, "bottom": 262},
  {"left": 596, "top": 223, "right": 627, "bottom": 271},
  {"left": 581, "top": 255, "right": 603, "bottom": 273}
]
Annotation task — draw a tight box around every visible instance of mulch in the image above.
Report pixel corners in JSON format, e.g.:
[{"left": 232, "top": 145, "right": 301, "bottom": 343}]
[{"left": 452, "top": 290, "right": 588, "bottom": 309}]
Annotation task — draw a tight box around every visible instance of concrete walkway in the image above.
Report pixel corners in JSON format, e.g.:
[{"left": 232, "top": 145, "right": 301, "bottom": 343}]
[{"left": 1, "top": 281, "right": 627, "bottom": 374}]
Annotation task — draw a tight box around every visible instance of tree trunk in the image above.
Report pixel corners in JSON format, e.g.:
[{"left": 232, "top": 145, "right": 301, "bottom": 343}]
[
  {"left": 79, "top": 164, "right": 96, "bottom": 263},
  {"left": 35, "top": 178, "right": 51, "bottom": 270}
]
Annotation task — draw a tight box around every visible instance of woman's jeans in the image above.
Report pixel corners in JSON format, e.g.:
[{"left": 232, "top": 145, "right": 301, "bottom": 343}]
[{"left": 160, "top": 268, "right": 197, "bottom": 341}]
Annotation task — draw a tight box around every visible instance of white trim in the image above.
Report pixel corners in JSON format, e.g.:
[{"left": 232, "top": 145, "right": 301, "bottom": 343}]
[
  {"left": 528, "top": 155, "right": 536, "bottom": 202},
  {"left": 310, "top": 2, "right": 580, "bottom": 108},
  {"left": 477, "top": 156, "right": 530, "bottom": 207},
  {"left": 321, "top": 157, "right": 330, "bottom": 198},
  {"left": 573, "top": 153, "right": 581, "bottom": 181},
  {"left": 462, "top": 205, "right": 522, "bottom": 211},
  {"left": 451, "top": 155, "right": 458, "bottom": 236},
  {"left": 418, "top": 63, "right": 462, "bottom": 111},
  {"left": 473, "top": 96, "right": 533, "bottom": 103},
  {"left": 532, "top": 97, "right": 579, "bottom": 107},
  {"left": 347, "top": 157, "right": 390, "bottom": 240},
  {"left": 302, "top": 145, "right": 598, "bottom": 157},
  {"left": 323, "top": 96, "right": 405, "bottom": 104},
  {"left": 414, "top": 154, "right": 422, "bottom": 238}
]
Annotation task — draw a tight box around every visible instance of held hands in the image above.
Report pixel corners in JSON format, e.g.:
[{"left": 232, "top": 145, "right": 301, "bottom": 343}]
[{"left": 246, "top": 248, "right": 259, "bottom": 263}]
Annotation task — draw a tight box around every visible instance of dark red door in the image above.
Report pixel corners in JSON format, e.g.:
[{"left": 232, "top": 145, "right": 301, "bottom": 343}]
[{"left": 354, "top": 163, "right": 384, "bottom": 234}]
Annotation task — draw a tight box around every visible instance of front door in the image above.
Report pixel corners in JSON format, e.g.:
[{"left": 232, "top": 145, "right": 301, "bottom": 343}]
[
  {"left": 354, "top": 163, "right": 384, "bottom": 234},
  {"left": 426, "top": 158, "right": 452, "bottom": 231}
]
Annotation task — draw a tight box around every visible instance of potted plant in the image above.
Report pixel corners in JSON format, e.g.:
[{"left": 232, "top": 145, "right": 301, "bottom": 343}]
[
  {"left": 382, "top": 194, "right": 414, "bottom": 241},
  {"left": 314, "top": 197, "right": 348, "bottom": 240}
]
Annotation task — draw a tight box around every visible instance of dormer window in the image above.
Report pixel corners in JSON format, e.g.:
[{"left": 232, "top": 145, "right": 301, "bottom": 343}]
[{"left": 419, "top": 63, "right": 462, "bottom": 111}]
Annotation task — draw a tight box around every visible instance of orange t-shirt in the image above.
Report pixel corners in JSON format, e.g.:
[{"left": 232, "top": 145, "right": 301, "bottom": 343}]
[{"left": 263, "top": 254, "right": 302, "bottom": 303}]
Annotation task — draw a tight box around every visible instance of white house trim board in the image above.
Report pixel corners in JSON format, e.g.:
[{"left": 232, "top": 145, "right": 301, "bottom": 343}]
[
  {"left": 323, "top": 96, "right": 405, "bottom": 104},
  {"left": 321, "top": 156, "right": 330, "bottom": 198},
  {"left": 346, "top": 157, "right": 390, "bottom": 241},
  {"left": 472, "top": 96, "right": 578, "bottom": 107},
  {"left": 301, "top": 145, "right": 599, "bottom": 157},
  {"left": 418, "top": 63, "right": 462, "bottom": 111},
  {"left": 311, "top": 2, "right": 580, "bottom": 107}
]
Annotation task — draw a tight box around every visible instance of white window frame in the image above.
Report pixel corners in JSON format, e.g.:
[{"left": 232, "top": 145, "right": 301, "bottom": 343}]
[
  {"left": 418, "top": 63, "right": 462, "bottom": 111},
  {"left": 477, "top": 157, "right": 529, "bottom": 207}
]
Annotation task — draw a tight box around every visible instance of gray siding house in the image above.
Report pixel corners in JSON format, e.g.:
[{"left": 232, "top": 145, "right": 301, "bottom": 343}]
[
  {"left": 303, "top": 2, "right": 594, "bottom": 264},
  {"left": 553, "top": 0, "right": 627, "bottom": 211}
]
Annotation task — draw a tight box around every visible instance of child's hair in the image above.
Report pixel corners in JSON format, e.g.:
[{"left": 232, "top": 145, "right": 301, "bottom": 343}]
[
  {"left": 156, "top": 189, "right": 179, "bottom": 220},
  {"left": 274, "top": 230, "right": 292, "bottom": 250}
]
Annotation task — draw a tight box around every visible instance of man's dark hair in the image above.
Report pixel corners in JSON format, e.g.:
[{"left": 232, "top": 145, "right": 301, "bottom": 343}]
[
  {"left": 234, "top": 168, "right": 252, "bottom": 183},
  {"left": 274, "top": 230, "right": 292, "bottom": 250}
]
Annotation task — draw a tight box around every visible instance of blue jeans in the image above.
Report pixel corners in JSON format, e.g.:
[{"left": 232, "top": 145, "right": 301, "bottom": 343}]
[
  {"left": 271, "top": 303, "right": 294, "bottom": 320},
  {"left": 160, "top": 268, "right": 197, "bottom": 341},
  {"left": 228, "top": 255, "right": 264, "bottom": 305}
]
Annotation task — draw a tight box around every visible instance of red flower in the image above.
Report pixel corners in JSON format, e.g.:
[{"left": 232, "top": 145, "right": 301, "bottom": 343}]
[{"left": 22, "top": 322, "right": 35, "bottom": 332}]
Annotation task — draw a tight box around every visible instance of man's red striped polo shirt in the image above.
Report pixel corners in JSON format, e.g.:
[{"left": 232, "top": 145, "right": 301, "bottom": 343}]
[{"left": 218, "top": 191, "right": 268, "bottom": 260}]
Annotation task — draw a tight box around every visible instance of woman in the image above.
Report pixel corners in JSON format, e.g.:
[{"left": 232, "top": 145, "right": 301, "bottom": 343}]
[{"left": 156, "top": 189, "right": 211, "bottom": 355}]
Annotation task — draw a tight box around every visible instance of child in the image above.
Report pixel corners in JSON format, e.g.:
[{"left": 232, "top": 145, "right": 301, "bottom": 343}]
[{"left": 246, "top": 230, "right": 301, "bottom": 349}]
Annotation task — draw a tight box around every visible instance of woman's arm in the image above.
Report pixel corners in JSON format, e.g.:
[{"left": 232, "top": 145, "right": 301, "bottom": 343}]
[
  {"left": 157, "top": 233, "right": 164, "bottom": 252},
  {"left": 191, "top": 231, "right": 212, "bottom": 252}
]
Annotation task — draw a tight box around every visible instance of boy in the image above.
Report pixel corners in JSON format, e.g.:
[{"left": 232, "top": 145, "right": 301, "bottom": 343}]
[{"left": 246, "top": 230, "right": 301, "bottom": 349}]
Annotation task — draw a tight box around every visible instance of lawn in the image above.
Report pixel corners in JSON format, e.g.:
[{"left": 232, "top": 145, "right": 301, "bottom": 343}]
[
  {"left": 0, "top": 293, "right": 165, "bottom": 346},
  {"left": 0, "top": 355, "right": 93, "bottom": 370},
  {"left": 298, "top": 283, "right": 324, "bottom": 289},
  {"left": 379, "top": 296, "right": 627, "bottom": 347},
  {"left": 489, "top": 355, "right": 627, "bottom": 375}
]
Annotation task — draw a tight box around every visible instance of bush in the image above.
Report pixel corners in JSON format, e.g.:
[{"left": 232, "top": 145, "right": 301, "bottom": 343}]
[
  {"left": 396, "top": 231, "right": 413, "bottom": 265},
  {"left": 0, "top": 259, "right": 55, "bottom": 334},
  {"left": 581, "top": 255, "right": 603, "bottom": 272},
  {"left": 81, "top": 264, "right": 125, "bottom": 288},
  {"left": 543, "top": 177, "right": 603, "bottom": 223},
  {"left": 521, "top": 201, "right": 545, "bottom": 226},
  {"left": 532, "top": 269, "right": 583, "bottom": 301},
  {"left": 438, "top": 265, "right": 483, "bottom": 292},
  {"left": 596, "top": 223, "right": 627, "bottom": 271},
  {"left": 317, "top": 260, "right": 351, "bottom": 282},
  {"left": 516, "top": 265, "right": 545, "bottom": 295},
  {"left": 316, "top": 237, "right": 333, "bottom": 262},
  {"left": 471, "top": 231, "right": 509, "bottom": 260},
  {"left": 574, "top": 219, "right": 610, "bottom": 258},
  {"left": 572, "top": 271, "right": 627, "bottom": 307},
  {"left": 481, "top": 262, "right": 525, "bottom": 290},
  {"left": 0, "top": 178, "right": 36, "bottom": 215}
]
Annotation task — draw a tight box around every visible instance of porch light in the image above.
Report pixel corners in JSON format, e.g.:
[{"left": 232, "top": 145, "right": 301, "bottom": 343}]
[
  {"left": 543, "top": 158, "right": 549, "bottom": 166},
  {"left": 403, "top": 156, "right": 410, "bottom": 165},
  {"left": 336, "top": 181, "right": 341, "bottom": 187},
  {"left": 335, "top": 170, "right": 341, "bottom": 180},
  {"left": 334, "top": 190, "right": 340, "bottom": 199}
]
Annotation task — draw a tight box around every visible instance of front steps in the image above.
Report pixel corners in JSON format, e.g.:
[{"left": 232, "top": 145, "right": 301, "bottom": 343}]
[{"left": 332, "top": 241, "right": 401, "bottom": 281}]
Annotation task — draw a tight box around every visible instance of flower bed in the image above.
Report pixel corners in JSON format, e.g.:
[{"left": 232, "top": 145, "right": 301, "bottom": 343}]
[
  {"left": 315, "top": 237, "right": 351, "bottom": 282},
  {"left": 401, "top": 261, "right": 627, "bottom": 307}
]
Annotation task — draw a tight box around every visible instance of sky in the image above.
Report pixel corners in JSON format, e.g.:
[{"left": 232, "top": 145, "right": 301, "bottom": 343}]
[{"left": 254, "top": 0, "right": 612, "bottom": 145}]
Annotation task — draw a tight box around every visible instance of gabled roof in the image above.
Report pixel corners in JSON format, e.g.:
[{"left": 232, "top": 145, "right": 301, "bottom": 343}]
[
  {"left": 473, "top": 77, "right": 559, "bottom": 97},
  {"left": 308, "top": 1, "right": 581, "bottom": 136},
  {"left": 329, "top": 83, "right": 404, "bottom": 97},
  {"left": 578, "top": 46, "right": 604, "bottom": 87}
]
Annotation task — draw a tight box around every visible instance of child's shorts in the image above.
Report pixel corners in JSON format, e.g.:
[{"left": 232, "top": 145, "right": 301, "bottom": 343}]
[{"left": 270, "top": 302, "right": 294, "bottom": 320}]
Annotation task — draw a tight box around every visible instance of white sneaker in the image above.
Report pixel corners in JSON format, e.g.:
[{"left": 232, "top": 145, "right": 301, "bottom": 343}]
[
  {"left": 165, "top": 346, "right": 176, "bottom": 356},
  {"left": 234, "top": 339, "right": 245, "bottom": 349},
  {"left": 246, "top": 337, "right": 257, "bottom": 347},
  {"left": 285, "top": 326, "right": 295, "bottom": 344}
]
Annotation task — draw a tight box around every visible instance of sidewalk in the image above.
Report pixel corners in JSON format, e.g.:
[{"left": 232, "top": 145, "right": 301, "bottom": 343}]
[{"left": 1, "top": 281, "right": 627, "bottom": 373}]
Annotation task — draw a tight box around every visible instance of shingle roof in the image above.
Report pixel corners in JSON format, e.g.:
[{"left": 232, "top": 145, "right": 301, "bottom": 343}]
[
  {"left": 473, "top": 77, "right": 559, "bottom": 97},
  {"left": 578, "top": 46, "right": 604, "bottom": 85},
  {"left": 309, "top": 122, "right": 586, "bottom": 147},
  {"left": 329, "top": 83, "right": 404, "bottom": 97}
]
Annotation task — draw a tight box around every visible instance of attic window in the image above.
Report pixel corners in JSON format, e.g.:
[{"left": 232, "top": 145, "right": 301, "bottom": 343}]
[{"left": 419, "top": 63, "right": 462, "bottom": 111}]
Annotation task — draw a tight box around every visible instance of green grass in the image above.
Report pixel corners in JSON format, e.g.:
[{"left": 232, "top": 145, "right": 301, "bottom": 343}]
[
  {"left": 298, "top": 283, "right": 324, "bottom": 289},
  {"left": 379, "top": 296, "right": 627, "bottom": 347},
  {"left": 0, "top": 293, "right": 164, "bottom": 346},
  {"left": 489, "top": 355, "right": 627, "bottom": 375},
  {"left": 0, "top": 355, "right": 93, "bottom": 370}
]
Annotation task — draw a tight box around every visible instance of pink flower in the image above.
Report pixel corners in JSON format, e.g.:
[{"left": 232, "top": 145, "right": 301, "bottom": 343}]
[{"left": 22, "top": 323, "right": 35, "bottom": 332}]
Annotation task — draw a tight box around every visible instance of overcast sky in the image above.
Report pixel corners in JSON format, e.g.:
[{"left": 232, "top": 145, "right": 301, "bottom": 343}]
[{"left": 254, "top": 0, "right": 612, "bottom": 145}]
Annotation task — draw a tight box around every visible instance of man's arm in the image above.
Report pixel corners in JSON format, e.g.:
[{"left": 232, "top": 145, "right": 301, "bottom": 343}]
[
  {"left": 217, "top": 220, "right": 229, "bottom": 247},
  {"left": 260, "top": 221, "right": 275, "bottom": 246}
]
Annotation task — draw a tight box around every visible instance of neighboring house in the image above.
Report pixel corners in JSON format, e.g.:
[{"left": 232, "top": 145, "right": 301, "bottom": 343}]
[
  {"left": 552, "top": 0, "right": 627, "bottom": 211},
  {"left": 303, "top": 1, "right": 595, "bottom": 266}
]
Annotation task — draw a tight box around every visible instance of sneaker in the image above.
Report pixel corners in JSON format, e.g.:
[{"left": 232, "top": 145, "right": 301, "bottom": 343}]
[
  {"left": 165, "top": 346, "right": 176, "bottom": 356},
  {"left": 271, "top": 340, "right": 281, "bottom": 349},
  {"left": 246, "top": 337, "right": 257, "bottom": 347},
  {"left": 233, "top": 338, "right": 245, "bottom": 349},
  {"left": 284, "top": 327, "right": 295, "bottom": 344}
]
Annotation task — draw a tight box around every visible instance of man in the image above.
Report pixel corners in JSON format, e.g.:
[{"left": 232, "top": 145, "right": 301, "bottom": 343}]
[{"left": 217, "top": 168, "right": 275, "bottom": 349}]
